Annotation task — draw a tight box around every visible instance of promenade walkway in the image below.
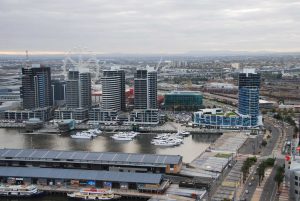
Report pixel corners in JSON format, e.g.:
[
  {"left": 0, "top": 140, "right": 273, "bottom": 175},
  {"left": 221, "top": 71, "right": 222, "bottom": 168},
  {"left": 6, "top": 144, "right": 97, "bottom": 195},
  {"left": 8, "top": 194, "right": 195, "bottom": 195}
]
[{"left": 251, "top": 168, "right": 273, "bottom": 201}]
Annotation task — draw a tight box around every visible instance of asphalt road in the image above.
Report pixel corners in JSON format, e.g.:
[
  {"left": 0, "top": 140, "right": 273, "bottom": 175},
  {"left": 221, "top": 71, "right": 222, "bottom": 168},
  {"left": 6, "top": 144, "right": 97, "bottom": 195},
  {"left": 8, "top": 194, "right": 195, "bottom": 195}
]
[
  {"left": 259, "top": 124, "right": 294, "bottom": 201},
  {"left": 239, "top": 118, "right": 284, "bottom": 201}
]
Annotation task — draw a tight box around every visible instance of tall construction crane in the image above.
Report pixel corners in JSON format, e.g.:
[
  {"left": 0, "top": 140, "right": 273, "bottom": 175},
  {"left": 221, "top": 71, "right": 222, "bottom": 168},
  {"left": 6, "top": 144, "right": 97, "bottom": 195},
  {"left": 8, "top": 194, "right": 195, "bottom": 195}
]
[
  {"left": 153, "top": 56, "right": 163, "bottom": 72},
  {"left": 61, "top": 47, "right": 100, "bottom": 83}
]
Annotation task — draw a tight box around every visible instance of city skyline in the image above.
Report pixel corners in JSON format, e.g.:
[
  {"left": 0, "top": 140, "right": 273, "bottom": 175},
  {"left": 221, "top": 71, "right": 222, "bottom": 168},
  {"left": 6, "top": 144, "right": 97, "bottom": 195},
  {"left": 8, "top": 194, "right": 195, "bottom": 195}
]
[{"left": 0, "top": 0, "right": 300, "bottom": 54}]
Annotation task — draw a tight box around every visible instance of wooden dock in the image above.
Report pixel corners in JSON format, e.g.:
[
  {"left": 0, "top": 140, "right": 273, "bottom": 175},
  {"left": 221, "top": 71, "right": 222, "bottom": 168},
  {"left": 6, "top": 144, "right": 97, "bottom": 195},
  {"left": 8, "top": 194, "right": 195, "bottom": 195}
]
[{"left": 37, "top": 186, "right": 195, "bottom": 201}]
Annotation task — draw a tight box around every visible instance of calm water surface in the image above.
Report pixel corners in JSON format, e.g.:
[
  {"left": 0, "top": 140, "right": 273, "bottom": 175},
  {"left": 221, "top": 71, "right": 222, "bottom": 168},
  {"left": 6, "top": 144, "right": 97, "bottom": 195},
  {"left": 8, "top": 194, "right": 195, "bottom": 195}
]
[{"left": 0, "top": 128, "right": 218, "bottom": 163}]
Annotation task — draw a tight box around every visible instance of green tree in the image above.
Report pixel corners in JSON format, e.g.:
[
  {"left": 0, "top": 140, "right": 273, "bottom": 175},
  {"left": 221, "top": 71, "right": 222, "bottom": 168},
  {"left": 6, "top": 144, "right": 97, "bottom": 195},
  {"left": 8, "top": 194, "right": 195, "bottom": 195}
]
[
  {"left": 265, "top": 158, "right": 275, "bottom": 167},
  {"left": 274, "top": 166, "right": 284, "bottom": 189},
  {"left": 257, "top": 162, "right": 266, "bottom": 186},
  {"left": 261, "top": 140, "right": 267, "bottom": 147},
  {"left": 241, "top": 157, "right": 257, "bottom": 183}
]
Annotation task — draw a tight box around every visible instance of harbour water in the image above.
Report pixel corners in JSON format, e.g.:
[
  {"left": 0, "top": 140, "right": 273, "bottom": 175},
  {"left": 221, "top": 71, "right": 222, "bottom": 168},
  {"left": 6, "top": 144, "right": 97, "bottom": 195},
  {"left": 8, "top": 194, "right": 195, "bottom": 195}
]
[
  {"left": 0, "top": 128, "right": 219, "bottom": 201},
  {"left": 0, "top": 128, "right": 219, "bottom": 163}
]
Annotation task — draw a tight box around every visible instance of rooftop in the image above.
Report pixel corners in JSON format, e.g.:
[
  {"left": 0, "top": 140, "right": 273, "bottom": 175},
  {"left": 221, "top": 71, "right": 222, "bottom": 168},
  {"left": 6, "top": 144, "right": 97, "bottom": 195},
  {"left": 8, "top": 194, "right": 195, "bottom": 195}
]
[
  {"left": 166, "top": 91, "right": 202, "bottom": 96},
  {"left": 241, "top": 68, "right": 256, "bottom": 74},
  {"left": 0, "top": 148, "right": 182, "bottom": 166},
  {"left": 0, "top": 166, "right": 162, "bottom": 184}
]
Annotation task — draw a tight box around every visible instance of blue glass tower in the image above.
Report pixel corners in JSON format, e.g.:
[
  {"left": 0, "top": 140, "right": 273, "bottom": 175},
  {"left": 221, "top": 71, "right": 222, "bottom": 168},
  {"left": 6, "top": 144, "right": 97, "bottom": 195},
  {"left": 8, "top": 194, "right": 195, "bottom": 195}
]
[{"left": 238, "top": 69, "right": 260, "bottom": 126}]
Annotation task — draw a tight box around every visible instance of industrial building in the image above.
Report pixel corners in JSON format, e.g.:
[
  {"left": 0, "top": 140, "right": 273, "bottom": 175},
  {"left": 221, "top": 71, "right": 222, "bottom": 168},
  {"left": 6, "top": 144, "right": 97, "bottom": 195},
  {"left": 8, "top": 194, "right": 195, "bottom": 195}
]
[
  {"left": 164, "top": 91, "right": 203, "bottom": 111},
  {"left": 0, "top": 148, "right": 183, "bottom": 174},
  {"left": 0, "top": 166, "right": 166, "bottom": 192}
]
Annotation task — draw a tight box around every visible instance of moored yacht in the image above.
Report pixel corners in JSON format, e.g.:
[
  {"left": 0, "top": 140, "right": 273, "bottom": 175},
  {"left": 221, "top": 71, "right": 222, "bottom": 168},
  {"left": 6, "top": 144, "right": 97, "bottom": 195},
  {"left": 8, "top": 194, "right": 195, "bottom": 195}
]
[
  {"left": 71, "top": 132, "right": 93, "bottom": 139},
  {"left": 152, "top": 133, "right": 184, "bottom": 147},
  {"left": 67, "top": 188, "right": 120, "bottom": 200},
  {"left": 111, "top": 131, "right": 139, "bottom": 141},
  {"left": 0, "top": 185, "right": 44, "bottom": 198},
  {"left": 177, "top": 130, "right": 190, "bottom": 137}
]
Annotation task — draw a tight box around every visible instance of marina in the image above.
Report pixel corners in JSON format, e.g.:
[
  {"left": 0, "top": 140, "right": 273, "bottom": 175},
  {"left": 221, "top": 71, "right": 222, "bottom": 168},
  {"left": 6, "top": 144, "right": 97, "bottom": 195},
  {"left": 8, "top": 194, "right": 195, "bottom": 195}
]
[
  {"left": 0, "top": 128, "right": 218, "bottom": 163},
  {"left": 0, "top": 127, "right": 252, "bottom": 201}
]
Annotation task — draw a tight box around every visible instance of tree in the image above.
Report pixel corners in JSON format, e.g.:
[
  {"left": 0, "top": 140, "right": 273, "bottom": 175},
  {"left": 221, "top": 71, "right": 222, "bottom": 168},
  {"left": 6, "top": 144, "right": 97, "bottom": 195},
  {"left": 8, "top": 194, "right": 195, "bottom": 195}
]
[
  {"left": 241, "top": 157, "right": 257, "bottom": 183},
  {"left": 241, "top": 163, "right": 249, "bottom": 183},
  {"left": 257, "top": 162, "right": 266, "bottom": 186},
  {"left": 274, "top": 166, "right": 285, "bottom": 190},
  {"left": 265, "top": 158, "right": 275, "bottom": 167},
  {"left": 261, "top": 140, "right": 267, "bottom": 147}
]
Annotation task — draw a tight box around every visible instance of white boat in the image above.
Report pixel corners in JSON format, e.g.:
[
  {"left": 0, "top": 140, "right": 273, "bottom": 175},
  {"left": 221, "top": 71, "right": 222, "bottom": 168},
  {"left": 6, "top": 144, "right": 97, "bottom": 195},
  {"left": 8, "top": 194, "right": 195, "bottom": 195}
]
[
  {"left": 152, "top": 133, "right": 184, "bottom": 147},
  {"left": 111, "top": 131, "right": 139, "bottom": 141},
  {"left": 177, "top": 130, "right": 190, "bottom": 137},
  {"left": 151, "top": 140, "right": 178, "bottom": 147},
  {"left": 67, "top": 188, "right": 120, "bottom": 200},
  {"left": 89, "top": 128, "right": 102, "bottom": 135},
  {"left": 81, "top": 131, "right": 97, "bottom": 137},
  {"left": 0, "top": 185, "right": 44, "bottom": 198},
  {"left": 71, "top": 132, "right": 93, "bottom": 139},
  {"left": 111, "top": 135, "right": 133, "bottom": 141}
]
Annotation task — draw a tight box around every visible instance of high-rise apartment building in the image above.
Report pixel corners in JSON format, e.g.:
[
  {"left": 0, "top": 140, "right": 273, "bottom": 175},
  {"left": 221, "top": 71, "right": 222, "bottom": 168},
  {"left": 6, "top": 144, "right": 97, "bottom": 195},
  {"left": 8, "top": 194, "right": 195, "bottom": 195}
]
[
  {"left": 79, "top": 72, "right": 92, "bottom": 108},
  {"left": 65, "top": 70, "right": 79, "bottom": 108},
  {"left": 238, "top": 68, "right": 260, "bottom": 126},
  {"left": 134, "top": 67, "right": 157, "bottom": 109},
  {"left": 65, "top": 70, "right": 91, "bottom": 109},
  {"left": 147, "top": 69, "right": 157, "bottom": 109},
  {"left": 51, "top": 80, "right": 65, "bottom": 106},
  {"left": 20, "top": 64, "right": 52, "bottom": 109},
  {"left": 101, "top": 69, "right": 125, "bottom": 111},
  {"left": 134, "top": 69, "right": 148, "bottom": 109}
]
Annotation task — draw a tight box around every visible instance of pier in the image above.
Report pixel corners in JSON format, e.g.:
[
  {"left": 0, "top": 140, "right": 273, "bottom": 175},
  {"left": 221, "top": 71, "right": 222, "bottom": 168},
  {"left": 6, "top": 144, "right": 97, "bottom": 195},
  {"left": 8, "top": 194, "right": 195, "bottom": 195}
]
[{"left": 38, "top": 185, "right": 195, "bottom": 201}]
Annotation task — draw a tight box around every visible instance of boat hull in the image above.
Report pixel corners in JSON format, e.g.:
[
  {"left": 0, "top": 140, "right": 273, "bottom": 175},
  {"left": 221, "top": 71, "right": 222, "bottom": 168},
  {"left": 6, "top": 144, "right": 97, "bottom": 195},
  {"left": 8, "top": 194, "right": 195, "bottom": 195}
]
[
  {"left": 67, "top": 195, "right": 121, "bottom": 201},
  {"left": 0, "top": 191, "right": 44, "bottom": 198},
  {"left": 71, "top": 136, "right": 92, "bottom": 139}
]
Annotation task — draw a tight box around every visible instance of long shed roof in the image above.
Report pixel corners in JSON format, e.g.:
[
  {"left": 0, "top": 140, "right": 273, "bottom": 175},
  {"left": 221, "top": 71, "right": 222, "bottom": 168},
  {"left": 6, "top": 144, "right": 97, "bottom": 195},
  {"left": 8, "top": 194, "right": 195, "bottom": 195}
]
[
  {"left": 0, "top": 148, "right": 182, "bottom": 166},
  {"left": 0, "top": 166, "right": 162, "bottom": 184}
]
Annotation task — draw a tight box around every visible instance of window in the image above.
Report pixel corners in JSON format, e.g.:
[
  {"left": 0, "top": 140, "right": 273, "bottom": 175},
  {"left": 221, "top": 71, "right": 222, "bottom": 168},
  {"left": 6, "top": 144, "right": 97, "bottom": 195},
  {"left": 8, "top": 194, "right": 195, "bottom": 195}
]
[
  {"left": 295, "top": 182, "right": 298, "bottom": 186},
  {"left": 295, "top": 176, "right": 298, "bottom": 180},
  {"left": 295, "top": 190, "right": 298, "bottom": 194}
]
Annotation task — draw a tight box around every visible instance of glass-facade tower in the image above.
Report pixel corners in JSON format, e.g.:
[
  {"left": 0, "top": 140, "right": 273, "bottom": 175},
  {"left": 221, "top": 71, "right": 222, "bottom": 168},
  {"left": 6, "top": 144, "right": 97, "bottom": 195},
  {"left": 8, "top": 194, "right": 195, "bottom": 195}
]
[
  {"left": 238, "top": 69, "right": 260, "bottom": 126},
  {"left": 20, "top": 65, "right": 52, "bottom": 110}
]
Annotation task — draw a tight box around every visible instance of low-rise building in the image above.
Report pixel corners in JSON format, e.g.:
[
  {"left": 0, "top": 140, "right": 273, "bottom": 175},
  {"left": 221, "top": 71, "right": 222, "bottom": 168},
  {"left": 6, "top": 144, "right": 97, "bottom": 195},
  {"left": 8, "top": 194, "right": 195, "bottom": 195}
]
[
  {"left": 88, "top": 108, "right": 118, "bottom": 124},
  {"left": 288, "top": 157, "right": 300, "bottom": 200},
  {"left": 259, "top": 99, "right": 276, "bottom": 110},
  {"left": 0, "top": 166, "right": 166, "bottom": 192},
  {"left": 4, "top": 107, "right": 53, "bottom": 122},
  {"left": 54, "top": 108, "right": 88, "bottom": 123},
  {"left": 164, "top": 91, "right": 203, "bottom": 111},
  {"left": 0, "top": 148, "right": 183, "bottom": 174},
  {"left": 127, "top": 109, "right": 159, "bottom": 125},
  {"left": 193, "top": 108, "right": 260, "bottom": 129}
]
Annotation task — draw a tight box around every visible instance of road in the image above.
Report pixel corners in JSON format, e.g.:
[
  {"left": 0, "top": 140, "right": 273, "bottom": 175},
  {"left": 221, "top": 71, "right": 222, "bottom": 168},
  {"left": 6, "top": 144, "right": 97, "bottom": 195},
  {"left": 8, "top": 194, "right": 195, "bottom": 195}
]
[
  {"left": 259, "top": 123, "right": 294, "bottom": 201},
  {"left": 238, "top": 117, "right": 286, "bottom": 201}
]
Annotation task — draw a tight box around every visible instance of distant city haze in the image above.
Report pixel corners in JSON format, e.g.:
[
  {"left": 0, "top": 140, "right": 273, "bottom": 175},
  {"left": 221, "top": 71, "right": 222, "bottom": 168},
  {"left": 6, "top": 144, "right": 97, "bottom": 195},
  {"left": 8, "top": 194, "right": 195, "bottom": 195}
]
[{"left": 0, "top": 0, "right": 300, "bottom": 54}]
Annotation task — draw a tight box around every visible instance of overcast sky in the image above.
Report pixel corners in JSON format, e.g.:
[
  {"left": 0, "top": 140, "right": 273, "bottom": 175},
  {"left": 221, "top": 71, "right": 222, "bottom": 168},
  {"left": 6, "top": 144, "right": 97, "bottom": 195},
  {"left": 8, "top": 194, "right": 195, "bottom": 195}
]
[{"left": 0, "top": 0, "right": 300, "bottom": 54}]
